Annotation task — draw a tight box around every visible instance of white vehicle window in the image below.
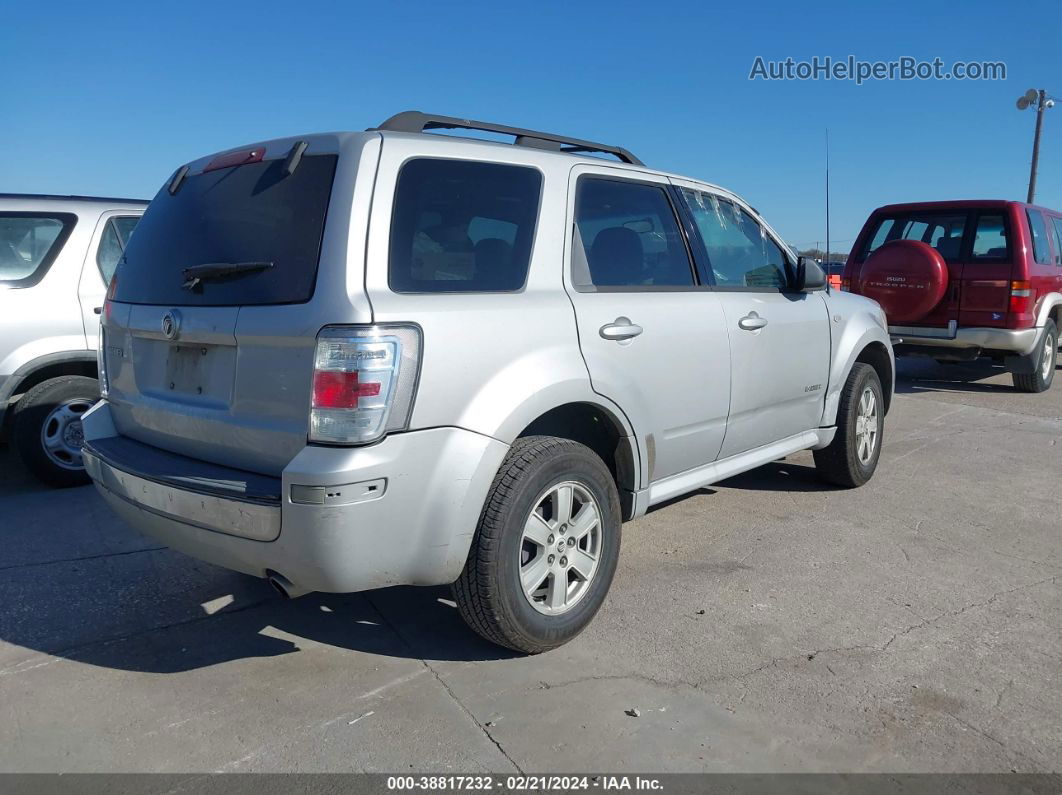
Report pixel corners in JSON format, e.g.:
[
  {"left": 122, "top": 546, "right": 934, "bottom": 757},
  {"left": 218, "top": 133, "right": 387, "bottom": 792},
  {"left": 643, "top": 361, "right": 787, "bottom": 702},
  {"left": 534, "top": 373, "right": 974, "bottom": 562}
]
[
  {"left": 680, "top": 189, "right": 787, "bottom": 289},
  {"left": 573, "top": 178, "right": 694, "bottom": 289},
  {"left": 389, "top": 158, "right": 542, "bottom": 293},
  {"left": 96, "top": 215, "right": 139, "bottom": 285},
  {"left": 0, "top": 213, "right": 76, "bottom": 287}
]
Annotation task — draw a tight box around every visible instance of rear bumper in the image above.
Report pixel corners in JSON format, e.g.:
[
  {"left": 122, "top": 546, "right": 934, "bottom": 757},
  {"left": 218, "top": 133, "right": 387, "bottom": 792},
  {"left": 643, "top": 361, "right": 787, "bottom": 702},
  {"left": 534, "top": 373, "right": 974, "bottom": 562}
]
[
  {"left": 889, "top": 323, "right": 1039, "bottom": 355},
  {"left": 81, "top": 401, "right": 509, "bottom": 594}
]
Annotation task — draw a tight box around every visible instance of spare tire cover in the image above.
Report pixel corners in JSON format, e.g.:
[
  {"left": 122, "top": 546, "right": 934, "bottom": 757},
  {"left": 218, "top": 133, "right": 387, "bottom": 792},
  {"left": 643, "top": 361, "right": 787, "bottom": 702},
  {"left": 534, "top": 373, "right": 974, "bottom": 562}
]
[{"left": 857, "top": 239, "right": 949, "bottom": 324}]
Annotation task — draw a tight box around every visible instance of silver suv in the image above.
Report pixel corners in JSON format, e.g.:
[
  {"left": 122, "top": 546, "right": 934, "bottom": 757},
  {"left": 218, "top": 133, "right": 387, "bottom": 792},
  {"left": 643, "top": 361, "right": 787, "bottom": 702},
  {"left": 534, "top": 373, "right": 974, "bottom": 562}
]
[
  {"left": 82, "top": 113, "right": 894, "bottom": 652},
  {"left": 1, "top": 194, "right": 145, "bottom": 486}
]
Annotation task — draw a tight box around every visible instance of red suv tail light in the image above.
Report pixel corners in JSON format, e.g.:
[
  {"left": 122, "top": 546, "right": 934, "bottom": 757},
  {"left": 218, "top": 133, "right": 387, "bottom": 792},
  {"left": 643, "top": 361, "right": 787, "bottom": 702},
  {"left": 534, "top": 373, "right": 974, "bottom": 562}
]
[
  {"left": 1009, "top": 280, "right": 1032, "bottom": 315},
  {"left": 309, "top": 325, "right": 422, "bottom": 445}
]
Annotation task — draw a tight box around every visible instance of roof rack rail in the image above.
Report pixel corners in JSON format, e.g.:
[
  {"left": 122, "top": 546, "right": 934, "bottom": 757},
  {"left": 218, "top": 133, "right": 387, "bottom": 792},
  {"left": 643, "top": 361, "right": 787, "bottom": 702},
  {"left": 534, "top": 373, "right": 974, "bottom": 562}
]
[{"left": 371, "top": 111, "right": 644, "bottom": 166}]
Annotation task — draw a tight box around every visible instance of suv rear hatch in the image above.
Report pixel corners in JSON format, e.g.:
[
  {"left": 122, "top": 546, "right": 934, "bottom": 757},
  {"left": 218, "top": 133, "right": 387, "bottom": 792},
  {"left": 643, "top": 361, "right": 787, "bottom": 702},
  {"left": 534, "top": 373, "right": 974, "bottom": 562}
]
[
  {"left": 848, "top": 204, "right": 1016, "bottom": 332},
  {"left": 102, "top": 135, "right": 375, "bottom": 476}
]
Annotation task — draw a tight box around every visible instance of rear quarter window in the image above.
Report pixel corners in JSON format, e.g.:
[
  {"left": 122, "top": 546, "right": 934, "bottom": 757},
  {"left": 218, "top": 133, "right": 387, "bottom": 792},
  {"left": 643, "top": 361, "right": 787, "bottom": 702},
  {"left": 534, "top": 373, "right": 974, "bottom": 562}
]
[
  {"left": 1026, "top": 209, "right": 1052, "bottom": 264},
  {"left": 388, "top": 158, "right": 542, "bottom": 293},
  {"left": 0, "top": 212, "right": 77, "bottom": 288}
]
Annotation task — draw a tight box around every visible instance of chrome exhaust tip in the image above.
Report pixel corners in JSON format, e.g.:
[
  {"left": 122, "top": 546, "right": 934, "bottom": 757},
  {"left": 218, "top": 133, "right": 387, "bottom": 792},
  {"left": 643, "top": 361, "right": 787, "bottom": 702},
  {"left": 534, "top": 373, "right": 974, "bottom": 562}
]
[{"left": 266, "top": 571, "right": 310, "bottom": 599}]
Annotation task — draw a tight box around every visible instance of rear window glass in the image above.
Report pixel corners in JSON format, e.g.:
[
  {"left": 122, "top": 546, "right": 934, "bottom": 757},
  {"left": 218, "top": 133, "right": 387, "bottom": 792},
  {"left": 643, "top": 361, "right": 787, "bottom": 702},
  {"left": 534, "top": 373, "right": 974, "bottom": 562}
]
[
  {"left": 1026, "top": 209, "right": 1052, "bottom": 264},
  {"left": 112, "top": 155, "right": 338, "bottom": 306},
  {"left": 0, "top": 213, "right": 76, "bottom": 287},
  {"left": 389, "top": 158, "right": 542, "bottom": 293},
  {"left": 971, "top": 214, "right": 1010, "bottom": 260},
  {"left": 860, "top": 212, "right": 967, "bottom": 262}
]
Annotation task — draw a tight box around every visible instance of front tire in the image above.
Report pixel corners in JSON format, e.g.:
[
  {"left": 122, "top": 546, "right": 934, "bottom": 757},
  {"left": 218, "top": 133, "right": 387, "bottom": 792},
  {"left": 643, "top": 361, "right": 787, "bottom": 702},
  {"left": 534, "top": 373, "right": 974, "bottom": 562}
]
[
  {"left": 814, "top": 363, "right": 884, "bottom": 488},
  {"left": 1012, "top": 319, "right": 1057, "bottom": 393},
  {"left": 12, "top": 375, "right": 99, "bottom": 488},
  {"left": 453, "top": 436, "right": 622, "bottom": 654}
]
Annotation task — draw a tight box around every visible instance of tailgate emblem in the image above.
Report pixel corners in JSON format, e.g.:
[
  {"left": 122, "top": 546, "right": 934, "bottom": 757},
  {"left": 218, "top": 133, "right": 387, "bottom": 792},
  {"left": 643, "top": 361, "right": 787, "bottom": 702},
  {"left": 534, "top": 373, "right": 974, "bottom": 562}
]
[{"left": 161, "top": 310, "right": 181, "bottom": 340}]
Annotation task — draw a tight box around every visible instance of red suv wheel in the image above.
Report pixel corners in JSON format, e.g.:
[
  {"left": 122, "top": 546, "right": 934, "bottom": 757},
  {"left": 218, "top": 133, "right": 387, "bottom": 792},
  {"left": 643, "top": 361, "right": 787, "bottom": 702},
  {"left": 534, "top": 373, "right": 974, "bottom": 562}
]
[{"left": 857, "top": 240, "right": 949, "bottom": 323}]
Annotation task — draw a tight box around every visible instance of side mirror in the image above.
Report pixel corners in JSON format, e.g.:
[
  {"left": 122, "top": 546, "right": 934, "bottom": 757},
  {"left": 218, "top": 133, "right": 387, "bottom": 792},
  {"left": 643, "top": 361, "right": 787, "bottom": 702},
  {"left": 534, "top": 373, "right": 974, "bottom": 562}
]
[{"left": 794, "top": 256, "right": 827, "bottom": 291}]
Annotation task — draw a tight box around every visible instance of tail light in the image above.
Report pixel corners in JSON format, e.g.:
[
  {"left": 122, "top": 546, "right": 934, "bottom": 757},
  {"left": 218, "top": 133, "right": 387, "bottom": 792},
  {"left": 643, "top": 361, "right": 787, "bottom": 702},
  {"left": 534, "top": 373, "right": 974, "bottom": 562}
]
[
  {"left": 98, "top": 276, "right": 119, "bottom": 398},
  {"left": 309, "top": 325, "right": 422, "bottom": 445},
  {"left": 1009, "top": 280, "right": 1032, "bottom": 314},
  {"left": 97, "top": 326, "right": 109, "bottom": 398}
]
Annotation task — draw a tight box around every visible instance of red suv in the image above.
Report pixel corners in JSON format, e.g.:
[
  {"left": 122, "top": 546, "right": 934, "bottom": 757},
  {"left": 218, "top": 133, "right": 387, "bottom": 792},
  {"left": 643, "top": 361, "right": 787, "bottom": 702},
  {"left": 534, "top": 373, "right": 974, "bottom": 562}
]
[{"left": 843, "top": 200, "right": 1062, "bottom": 392}]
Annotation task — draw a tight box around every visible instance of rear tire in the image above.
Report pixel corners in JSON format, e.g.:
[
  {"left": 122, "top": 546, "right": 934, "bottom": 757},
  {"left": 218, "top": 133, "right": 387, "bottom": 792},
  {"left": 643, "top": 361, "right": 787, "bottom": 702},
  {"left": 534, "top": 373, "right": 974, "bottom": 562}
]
[
  {"left": 12, "top": 375, "right": 99, "bottom": 488},
  {"left": 814, "top": 363, "right": 884, "bottom": 488},
  {"left": 1012, "top": 320, "right": 1057, "bottom": 393},
  {"left": 453, "top": 436, "right": 622, "bottom": 654}
]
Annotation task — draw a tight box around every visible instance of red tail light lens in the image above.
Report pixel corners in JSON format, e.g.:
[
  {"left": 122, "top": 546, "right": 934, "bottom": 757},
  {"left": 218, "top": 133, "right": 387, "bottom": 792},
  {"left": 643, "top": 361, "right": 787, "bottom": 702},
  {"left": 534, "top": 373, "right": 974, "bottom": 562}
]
[
  {"left": 202, "top": 147, "right": 265, "bottom": 173},
  {"left": 312, "top": 371, "right": 382, "bottom": 410},
  {"left": 103, "top": 275, "right": 118, "bottom": 322}
]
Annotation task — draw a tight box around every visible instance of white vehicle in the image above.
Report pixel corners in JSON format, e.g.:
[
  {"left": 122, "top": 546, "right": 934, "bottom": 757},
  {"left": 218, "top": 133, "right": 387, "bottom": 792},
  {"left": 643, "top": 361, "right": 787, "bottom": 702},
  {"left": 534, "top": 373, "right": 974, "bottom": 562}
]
[
  {"left": 1, "top": 194, "right": 145, "bottom": 486},
  {"left": 82, "top": 113, "right": 893, "bottom": 652}
]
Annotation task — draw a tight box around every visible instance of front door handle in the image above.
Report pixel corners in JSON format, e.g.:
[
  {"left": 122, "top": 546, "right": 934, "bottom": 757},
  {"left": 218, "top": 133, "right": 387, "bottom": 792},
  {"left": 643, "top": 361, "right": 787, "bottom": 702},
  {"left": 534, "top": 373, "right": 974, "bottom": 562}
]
[
  {"left": 600, "top": 317, "right": 644, "bottom": 341},
  {"left": 738, "top": 311, "right": 768, "bottom": 331}
]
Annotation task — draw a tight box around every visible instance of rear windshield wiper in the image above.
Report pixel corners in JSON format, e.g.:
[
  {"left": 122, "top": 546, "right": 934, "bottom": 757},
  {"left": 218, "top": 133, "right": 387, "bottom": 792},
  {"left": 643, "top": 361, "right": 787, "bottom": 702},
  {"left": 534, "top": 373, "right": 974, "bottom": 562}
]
[{"left": 182, "top": 261, "right": 273, "bottom": 290}]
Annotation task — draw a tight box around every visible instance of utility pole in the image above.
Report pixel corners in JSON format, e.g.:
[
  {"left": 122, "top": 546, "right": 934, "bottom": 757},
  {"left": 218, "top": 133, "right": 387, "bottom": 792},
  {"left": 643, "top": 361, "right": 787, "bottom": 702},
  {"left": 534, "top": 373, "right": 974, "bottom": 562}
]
[{"left": 1017, "top": 89, "right": 1054, "bottom": 204}]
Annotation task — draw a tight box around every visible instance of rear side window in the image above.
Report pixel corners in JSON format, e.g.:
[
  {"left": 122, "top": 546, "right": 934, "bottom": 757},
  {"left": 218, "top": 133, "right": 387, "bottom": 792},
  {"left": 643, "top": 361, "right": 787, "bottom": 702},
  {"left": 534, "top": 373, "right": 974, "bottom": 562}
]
[
  {"left": 971, "top": 214, "right": 1010, "bottom": 260},
  {"left": 681, "top": 189, "right": 787, "bottom": 289},
  {"left": 96, "top": 216, "right": 139, "bottom": 285},
  {"left": 1051, "top": 217, "right": 1062, "bottom": 266},
  {"left": 573, "top": 178, "right": 694, "bottom": 289},
  {"left": 860, "top": 213, "right": 967, "bottom": 262},
  {"left": 0, "top": 213, "right": 76, "bottom": 287},
  {"left": 1026, "top": 209, "right": 1052, "bottom": 264},
  {"left": 112, "top": 154, "right": 338, "bottom": 306},
  {"left": 389, "top": 159, "right": 542, "bottom": 293}
]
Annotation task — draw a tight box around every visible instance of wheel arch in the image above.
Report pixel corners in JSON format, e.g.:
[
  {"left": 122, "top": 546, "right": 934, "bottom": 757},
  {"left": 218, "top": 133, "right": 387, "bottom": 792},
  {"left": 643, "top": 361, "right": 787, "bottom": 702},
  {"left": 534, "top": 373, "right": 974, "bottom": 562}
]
[
  {"left": 854, "top": 341, "right": 894, "bottom": 414},
  {"left": 822, "top": 317, "right": 895, "bottom": 427},
  {"left": 0, "top": 351, "right": 97, "bottom": 431},
  {"left": 1041, "top": 293, "right": 1062, "bottom": 332},
  {"left": 514, "top": 400, "right": 640, "bottom": 521}
]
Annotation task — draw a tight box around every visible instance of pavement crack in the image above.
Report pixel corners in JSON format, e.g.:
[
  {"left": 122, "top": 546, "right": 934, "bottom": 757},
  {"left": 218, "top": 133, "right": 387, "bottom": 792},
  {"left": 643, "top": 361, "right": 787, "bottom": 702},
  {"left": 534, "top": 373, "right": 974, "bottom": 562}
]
[
  {"left": 362, "top": 594, "right": 523, "bottom": 775},
  {"left": 708, "top": 574, "right": 1060, "bottom": 685},
  {"left": 0, "top": 545, "right": 168, "bottom": 573}
]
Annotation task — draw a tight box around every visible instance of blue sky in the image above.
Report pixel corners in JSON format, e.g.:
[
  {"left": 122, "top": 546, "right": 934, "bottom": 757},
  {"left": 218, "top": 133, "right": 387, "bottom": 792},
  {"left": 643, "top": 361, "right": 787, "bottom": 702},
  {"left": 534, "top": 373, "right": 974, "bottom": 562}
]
[{"left": 3, "top": 0, "right": 1060, "bottom": 253}]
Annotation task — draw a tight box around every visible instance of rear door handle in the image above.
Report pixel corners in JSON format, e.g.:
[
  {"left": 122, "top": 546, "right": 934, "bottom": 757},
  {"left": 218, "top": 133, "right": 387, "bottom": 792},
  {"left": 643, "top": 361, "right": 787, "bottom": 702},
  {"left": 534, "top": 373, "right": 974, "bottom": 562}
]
[
  {"left": 738, "top": 311, "right": 768, "bottom": 331},
  {"left": 599, "top": 317, "right": 643, "bottom": 341}
]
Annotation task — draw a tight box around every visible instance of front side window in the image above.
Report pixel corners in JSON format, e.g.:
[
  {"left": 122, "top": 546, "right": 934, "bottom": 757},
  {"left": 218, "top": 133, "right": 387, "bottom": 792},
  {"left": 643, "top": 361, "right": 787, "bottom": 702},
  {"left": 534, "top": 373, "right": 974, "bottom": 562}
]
[
  {"left": 681, "top": 189, "right": 788, "bottom": 288},
  {"left": 0, "top": 213, "right": 76, "bottom": 287},
  {"left": 1026, "top": 209, "right": 1052, "bottom": 264},
  {"left": 389, "top": 159, "right": 542, "bottom": 293},
  {"left": 971, "top": 213, "right": 1010, "bottom": 260},
  {"left": 96, "top": 216, "right": 139, "bottom": 285},
  {"left": 572, "top": 178, "right": 694, "bottom": 289},
  {"left": 860, "top": 212, "right": 967, "bottom": 262}
]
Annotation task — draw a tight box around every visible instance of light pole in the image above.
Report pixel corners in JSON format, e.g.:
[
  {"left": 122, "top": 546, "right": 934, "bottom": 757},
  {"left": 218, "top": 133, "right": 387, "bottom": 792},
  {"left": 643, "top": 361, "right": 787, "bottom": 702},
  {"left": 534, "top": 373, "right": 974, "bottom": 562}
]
[{"left": 1016, "top": 88, "right": 1055, "bottom": 204}]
